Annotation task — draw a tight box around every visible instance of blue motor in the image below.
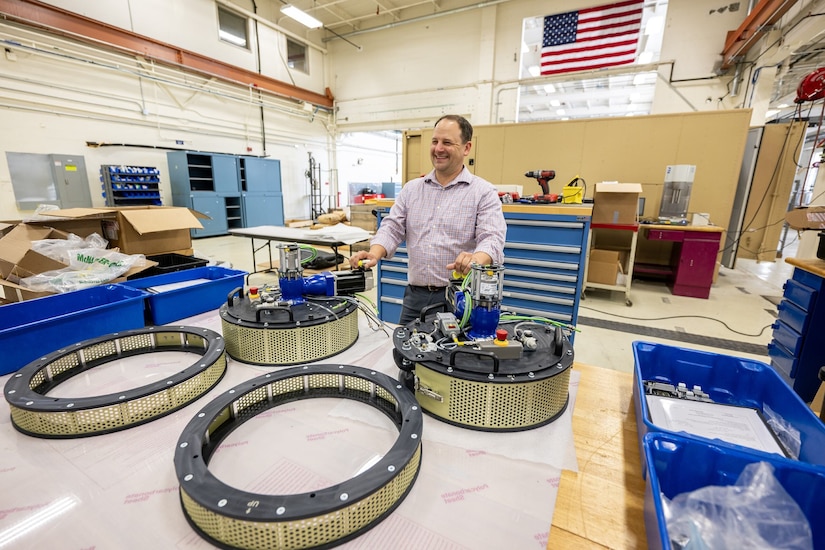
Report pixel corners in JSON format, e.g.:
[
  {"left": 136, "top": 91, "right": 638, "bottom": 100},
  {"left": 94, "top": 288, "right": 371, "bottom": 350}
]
[
  {"left": 277, "top": 243, "right": 373, "bottom": 302},
  {"left": 453, "top": 263, "right": 504, "bottom": 340}
]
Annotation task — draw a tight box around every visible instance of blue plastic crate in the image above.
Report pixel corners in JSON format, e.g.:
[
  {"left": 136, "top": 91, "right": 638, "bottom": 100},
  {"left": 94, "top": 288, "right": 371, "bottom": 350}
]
[
  {"left": 643, "top": 432, "right": 825, "bottom": 550},
  {"left": 0, "top": 284, "right": 149, "bottom": 375},
  {"left": 118, "top": 266, "right": 246, "bottom": 325},
  {"left": 632, "top": 340, "right": 825, "bottom": 471}
]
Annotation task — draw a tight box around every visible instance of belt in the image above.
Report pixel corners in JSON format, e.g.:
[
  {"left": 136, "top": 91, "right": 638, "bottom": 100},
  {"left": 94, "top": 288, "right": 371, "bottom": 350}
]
[{"left": 410, "top": 284, "right": 447, "bottom": 292}]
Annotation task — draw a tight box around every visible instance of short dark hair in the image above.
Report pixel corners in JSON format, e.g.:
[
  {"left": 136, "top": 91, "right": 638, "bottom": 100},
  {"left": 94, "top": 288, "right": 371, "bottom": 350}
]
[{"left": 435, "top": 115, "right": 473, "bottom": 144}]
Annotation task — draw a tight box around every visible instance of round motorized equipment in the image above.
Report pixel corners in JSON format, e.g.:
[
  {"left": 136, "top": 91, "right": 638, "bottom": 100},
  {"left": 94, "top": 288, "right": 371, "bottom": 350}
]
[
  {"left": 393, "top": 264, "right": 575, "bottom": 431},
  {"left": 221, "top": 243, "right": 374, "bottom": 366},
  {"left": 4, "top": 326, "right": 226, "bottom": 438},
  {"left": 174, "top": 364, "right": 423, "bottom": 550},
  {"left": 220, "top": 286, "right": 360, "bottom": 366}
]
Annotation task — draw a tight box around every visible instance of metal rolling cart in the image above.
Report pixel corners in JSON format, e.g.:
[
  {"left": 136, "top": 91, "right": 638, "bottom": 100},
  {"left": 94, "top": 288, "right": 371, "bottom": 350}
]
[{"left": 582, "top": 222, "right": 638, "bottom": 306}]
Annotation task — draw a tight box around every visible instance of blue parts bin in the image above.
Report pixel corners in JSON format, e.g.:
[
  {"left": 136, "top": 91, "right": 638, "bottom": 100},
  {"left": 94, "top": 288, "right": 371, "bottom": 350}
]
[
  {"left": 4, "top": 326, "right": 226, "bottom": 438},
  {"left": 0, "top": 284, "right": 149, "bottom": 376},
  {"left": 119, "top": 265, "right": 246, "bottom": 324},
  {"left": 643, "top": 432, "right": 825, "bottom": 550},
  {"left": 632, "top": 340, "right": 825, "bottom": 470}
]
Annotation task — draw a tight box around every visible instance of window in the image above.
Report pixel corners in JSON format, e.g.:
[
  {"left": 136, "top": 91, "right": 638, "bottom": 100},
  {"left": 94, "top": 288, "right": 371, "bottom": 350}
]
[
  {"left": 287, "top": 38, "right": 308, "bottom": 73},
  {"left": 218, "top": 6, "right": 248, "bottom": 48},
  {"left": 517, "top": 1, "right": 668, "bottom": 122}
]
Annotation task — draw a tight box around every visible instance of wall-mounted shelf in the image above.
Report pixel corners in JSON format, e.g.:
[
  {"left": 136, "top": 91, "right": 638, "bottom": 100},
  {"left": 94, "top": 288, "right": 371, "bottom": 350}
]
[{"left": 100, "top": 164, "right": 161, "bottom": 206}]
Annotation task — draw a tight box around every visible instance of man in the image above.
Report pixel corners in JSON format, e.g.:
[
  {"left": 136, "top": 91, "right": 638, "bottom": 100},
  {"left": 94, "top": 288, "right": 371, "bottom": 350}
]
[{"left": 350, "top": 114, "right": 507, "bottom": 324}]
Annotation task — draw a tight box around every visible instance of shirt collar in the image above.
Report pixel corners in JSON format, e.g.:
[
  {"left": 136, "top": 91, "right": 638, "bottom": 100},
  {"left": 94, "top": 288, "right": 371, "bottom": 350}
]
[{"left": 423, "top": 166, "right": 471, "bottom": 187}]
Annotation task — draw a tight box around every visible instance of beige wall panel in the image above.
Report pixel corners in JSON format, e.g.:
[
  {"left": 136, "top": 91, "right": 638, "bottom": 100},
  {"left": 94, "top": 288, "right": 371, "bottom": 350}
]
[
  {"left": 405, "top": 111, "right": 751, "bottom": 214},
  {"left": 404, "top": 132, "right": 423, "bottom": 182},
  {"left": 739, "top": 122, "right": 806, "bottom": 261}
]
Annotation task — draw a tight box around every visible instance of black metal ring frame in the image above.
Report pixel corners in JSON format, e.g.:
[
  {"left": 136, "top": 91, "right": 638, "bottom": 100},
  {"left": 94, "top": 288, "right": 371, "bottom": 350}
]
[
  {"left": 4, "top": 326, "right": 226, "bottom": 438},
  {"left": 174, "top": 364, "right": 423, "bottom": 550}
]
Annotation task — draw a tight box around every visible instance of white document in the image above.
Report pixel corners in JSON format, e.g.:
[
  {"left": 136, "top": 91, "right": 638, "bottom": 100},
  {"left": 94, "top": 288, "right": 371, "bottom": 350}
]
[
  {"left": 145, "top": 278, "right": 211, "bottom": 293},
  {"left": 646, "top": 394, "right": 785, "bottom": 456}
]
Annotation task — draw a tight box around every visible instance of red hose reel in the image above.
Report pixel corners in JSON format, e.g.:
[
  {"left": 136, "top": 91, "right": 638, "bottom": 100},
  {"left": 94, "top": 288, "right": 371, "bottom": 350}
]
[{"left": 795, "top": 67, "right": 825, "bottom": 103}]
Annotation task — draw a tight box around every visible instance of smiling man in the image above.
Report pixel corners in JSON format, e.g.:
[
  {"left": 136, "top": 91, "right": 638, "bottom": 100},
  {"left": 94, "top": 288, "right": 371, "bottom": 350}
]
[{"left": 350, "top": 114, "right": 507, "bottom": 324}]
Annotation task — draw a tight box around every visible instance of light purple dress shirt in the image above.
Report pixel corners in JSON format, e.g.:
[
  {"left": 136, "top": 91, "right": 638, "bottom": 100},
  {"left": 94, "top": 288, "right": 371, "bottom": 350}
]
[{"left": 370, "top": 166, "right": 507, "bottom": 287}]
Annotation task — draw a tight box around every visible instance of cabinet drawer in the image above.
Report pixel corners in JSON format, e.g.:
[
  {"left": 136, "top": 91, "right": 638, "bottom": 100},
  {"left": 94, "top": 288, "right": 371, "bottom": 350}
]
[
  {"left": 645, "top": 229, "right": 684, "bottom": 242},
  {"left": 792, "top": 267, "right": 825, "bottom": 291},
  {"left": 771, "top": 320, "right": 804, "bottom": 357},
  {"left": 782, "top": 279, "right": 817, "bottom": 311},
  {"left": 777, "top": 299, "right": 810, "bottom": 334},
  {"left": 768, "top": 340, "right": 798, "bottom": 379}
]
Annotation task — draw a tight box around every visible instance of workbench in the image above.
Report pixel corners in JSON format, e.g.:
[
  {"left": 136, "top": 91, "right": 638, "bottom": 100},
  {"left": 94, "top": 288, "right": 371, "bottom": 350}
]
[
  {"left": 229, "top": 225, "right": 369, "bottom": 273},
  {"left": 0, "top": 306, "right": 646, "bottom": 549},
  {"left": 550, "top": 362, "right": 646, "bottom": 548},
  {"left": 634, "top": 224, "right": 725, "bottom": 299}
]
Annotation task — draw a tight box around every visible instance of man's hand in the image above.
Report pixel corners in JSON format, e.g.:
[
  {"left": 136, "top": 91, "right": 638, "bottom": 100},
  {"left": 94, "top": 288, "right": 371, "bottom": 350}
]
[
  {"left": 350, "top": 245, "right": 386, "bottom": 269},
  {"left": 447, "top": 251, "right": 492, "bottom": 276}
]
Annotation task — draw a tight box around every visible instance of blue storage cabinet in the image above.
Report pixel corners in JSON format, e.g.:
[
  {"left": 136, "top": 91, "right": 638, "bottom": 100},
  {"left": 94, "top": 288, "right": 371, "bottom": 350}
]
[
  {"left": 768, "top": 265, "right": 825, "bottom": 403},
  {"left": 502, "top": 210, "right": 589, "bottom": 333},
  {"left": 374, "top": 205, "right": 590, "bottom": 339},
  {"left": 239, "top": 157, "right": 284, "bottom": 227},
  {"left": 241, "top": 157, "right": 282, "bottom": 193},
  {"left": 168, "top": 152, "right": 284, "bottom": 237},
  {"left": 190, "top": 194, "right": 230, "bottom": 237},
  {"left": 168, "top": 151, "right": 240, "bottom": 238}
]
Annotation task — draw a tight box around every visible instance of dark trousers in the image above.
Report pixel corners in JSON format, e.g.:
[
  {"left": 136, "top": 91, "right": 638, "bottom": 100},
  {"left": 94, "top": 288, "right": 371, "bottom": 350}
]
[{"left": 399, "top": 285, "right": 448, "bottom": 325}]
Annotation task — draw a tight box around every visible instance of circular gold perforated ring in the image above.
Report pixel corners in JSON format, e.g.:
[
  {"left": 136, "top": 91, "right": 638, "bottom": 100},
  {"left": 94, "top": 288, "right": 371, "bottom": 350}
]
[
  {"left": 4, "top": 326, "right": 226, "bottom": 438},
  {"left": 175, "top": 364, "right": 423, "bottom": 550}
]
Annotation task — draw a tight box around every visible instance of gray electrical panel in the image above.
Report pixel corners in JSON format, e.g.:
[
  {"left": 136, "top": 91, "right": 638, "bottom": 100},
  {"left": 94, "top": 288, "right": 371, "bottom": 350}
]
[{"left": 6, "top": 152, "right": 93, "bottom": 210}]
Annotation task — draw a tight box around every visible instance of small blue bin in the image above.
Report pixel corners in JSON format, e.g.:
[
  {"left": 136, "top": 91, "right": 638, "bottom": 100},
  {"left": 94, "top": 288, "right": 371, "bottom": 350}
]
[
  {"left": 0, "top": 284, "right": 149, "bottom": 375},
  {"left": 643, "top": 432, "right": 825, "bottom": 550},
  {"left": 632, "top": 340, "right": 825, "bottom": 471},
  {"left": 118, "top": 266, "right": 246, "bottom": 325}
]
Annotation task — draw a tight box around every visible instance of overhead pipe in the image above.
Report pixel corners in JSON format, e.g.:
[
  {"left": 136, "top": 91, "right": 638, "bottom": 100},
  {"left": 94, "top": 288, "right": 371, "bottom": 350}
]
[
  {"left": 0, "top": 0, "right": 334, "bottom": 109},
  {"left": 720, "top": 0, "right": 799, "bottom": 70}
]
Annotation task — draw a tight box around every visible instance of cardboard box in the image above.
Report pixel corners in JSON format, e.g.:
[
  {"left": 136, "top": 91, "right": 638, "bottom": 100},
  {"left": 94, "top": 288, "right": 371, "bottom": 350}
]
[
  {"left": 587, "top": 248, "right": 628, "bottom": 285},
  {"left": 592, "top": 183, "right": 643, "bottom": 224},
  {"left": 0, "top": 223, "right": 157, "bottom": 302},
  {"left": 785, "top": 206, "right": 825, "bottom": 230},
  {"left": 348, "top": 204, "right": 377, "bottom": 232},
  {"left": 40, "top": 206, "right": 206, "bottom": 256},
  {"left": 0, "top": 225, "right": 70, "bottom": 280}
]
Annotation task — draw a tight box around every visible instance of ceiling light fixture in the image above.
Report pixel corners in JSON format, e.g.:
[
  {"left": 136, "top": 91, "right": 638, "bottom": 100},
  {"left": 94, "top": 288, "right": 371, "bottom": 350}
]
[{"left": 281, "top": 4, "right": 323, "bottom": 29}]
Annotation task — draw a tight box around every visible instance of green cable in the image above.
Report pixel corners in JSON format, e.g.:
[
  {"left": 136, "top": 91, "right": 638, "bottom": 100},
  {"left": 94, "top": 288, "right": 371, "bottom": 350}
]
[
  {"left": 499, "top": 314, "right": 580, "bottom": 332},
  {"left": 299, "top": 244, "right": 318, "bottom": 265},
  {"left": 356, "top": 293, "right": 377, "bottom": 312},
  {"left": 460, "top": 291, "right": 472, "bottom": 328}
]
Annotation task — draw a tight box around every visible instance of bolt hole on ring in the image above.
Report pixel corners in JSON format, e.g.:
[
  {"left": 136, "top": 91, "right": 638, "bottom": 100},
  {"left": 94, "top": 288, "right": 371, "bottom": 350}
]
[
  {"left": 174, "top": 364, "right": 423, "bottom": 550},
  {"left": 3, "top": 326, "right": 227, "bottom": 438}
]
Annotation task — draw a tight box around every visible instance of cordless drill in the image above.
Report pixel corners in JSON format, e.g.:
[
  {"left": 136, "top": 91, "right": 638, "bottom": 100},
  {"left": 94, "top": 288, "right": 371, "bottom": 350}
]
[{"left": 524, "top": 170, "right": 557, "bottom": 202}]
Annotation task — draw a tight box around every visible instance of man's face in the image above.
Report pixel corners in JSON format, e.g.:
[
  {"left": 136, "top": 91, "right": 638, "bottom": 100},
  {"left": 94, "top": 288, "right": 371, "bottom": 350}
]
[{"left": 430, "top": 119, "right": 471, "bottom": 177}]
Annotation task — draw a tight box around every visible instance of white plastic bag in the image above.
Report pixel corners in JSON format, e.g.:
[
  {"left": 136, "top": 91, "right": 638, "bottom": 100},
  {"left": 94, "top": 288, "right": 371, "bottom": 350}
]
[
  {"left": 31, "top": 232, "right": 109, "bottom": 263},
  {"left": 20, "top": 248, "right": 146, "bottom": 293},
  {"left": 665, "top": 461, "right": 813, "bottom": 550}
]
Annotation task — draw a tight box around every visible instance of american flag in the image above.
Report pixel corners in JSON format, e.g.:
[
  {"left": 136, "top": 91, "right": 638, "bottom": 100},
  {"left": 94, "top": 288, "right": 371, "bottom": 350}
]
[{"left": 540, "top": 0, "right": 644, "bottom": 76}]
